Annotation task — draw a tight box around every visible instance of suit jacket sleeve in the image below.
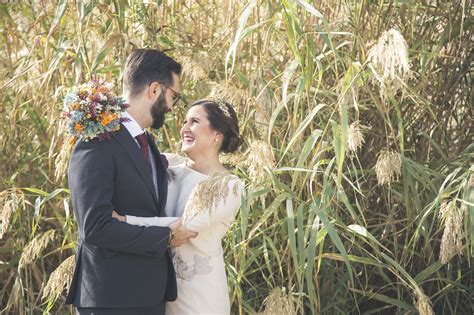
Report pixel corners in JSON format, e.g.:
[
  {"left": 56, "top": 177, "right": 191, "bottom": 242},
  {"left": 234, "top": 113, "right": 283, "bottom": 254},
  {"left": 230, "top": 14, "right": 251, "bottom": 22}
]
[{"left": 68, "top": 139, "right": 170, "bottom": 257}]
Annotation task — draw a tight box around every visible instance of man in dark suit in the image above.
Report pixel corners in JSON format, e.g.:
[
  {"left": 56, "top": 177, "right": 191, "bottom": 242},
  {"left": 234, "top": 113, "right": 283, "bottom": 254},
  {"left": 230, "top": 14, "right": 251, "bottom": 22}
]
[{"left": 66, "top": 49, "right": 197, "bottom": 314}]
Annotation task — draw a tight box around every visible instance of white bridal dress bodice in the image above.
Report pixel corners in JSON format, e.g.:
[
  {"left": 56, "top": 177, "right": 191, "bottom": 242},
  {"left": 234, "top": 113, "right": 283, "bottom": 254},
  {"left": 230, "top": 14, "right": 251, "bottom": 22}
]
[{"left": 126, "top": 158, "right": 243, "bottom": 315}]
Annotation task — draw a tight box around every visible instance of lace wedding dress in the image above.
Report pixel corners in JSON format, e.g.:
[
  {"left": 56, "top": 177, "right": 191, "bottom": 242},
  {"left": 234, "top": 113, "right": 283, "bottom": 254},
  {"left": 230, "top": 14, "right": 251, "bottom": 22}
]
[{"left": 126, "top": 155, "right": 243, "bottom": 315}]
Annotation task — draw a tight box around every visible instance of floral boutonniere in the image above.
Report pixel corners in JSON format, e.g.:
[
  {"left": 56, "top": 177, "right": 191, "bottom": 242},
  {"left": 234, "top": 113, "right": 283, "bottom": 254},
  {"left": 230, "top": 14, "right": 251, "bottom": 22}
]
[{"left": 62, "top": 78, "right": 129, "bottom": 142}]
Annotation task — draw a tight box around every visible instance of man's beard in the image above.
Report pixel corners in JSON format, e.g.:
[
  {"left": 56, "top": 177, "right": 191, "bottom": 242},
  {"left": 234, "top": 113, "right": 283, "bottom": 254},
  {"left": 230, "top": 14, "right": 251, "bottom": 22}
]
[{"left": 150, "top": 92, "right": 168, "bottom": 129}]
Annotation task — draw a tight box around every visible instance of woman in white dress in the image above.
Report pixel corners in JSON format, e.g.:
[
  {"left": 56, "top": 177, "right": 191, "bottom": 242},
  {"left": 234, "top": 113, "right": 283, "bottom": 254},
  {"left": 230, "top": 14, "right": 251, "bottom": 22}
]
[{"left": 113, "top": 99, "right": 243, "bottom": 315}]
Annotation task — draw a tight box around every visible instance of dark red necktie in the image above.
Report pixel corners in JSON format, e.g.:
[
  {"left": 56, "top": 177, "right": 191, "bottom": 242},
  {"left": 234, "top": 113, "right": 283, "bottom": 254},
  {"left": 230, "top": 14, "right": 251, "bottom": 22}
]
[{"left": 135, "top": 133, "right": 150, "bottom": 163}]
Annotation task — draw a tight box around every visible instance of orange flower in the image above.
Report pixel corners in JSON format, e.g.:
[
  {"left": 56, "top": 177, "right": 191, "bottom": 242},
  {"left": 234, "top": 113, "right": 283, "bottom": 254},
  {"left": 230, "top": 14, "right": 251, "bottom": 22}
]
[
  {"left": 98, "top": 112, "right": 116, "bottom": 126},
  {"left": 98, "top": 86, "right": 110, "bottom": 94},
  {"left": 71, "top": 102, "right": 81, "bottom": 110},
  {"left": 74, "top": 123, "right": 84, "bottom": 132}
]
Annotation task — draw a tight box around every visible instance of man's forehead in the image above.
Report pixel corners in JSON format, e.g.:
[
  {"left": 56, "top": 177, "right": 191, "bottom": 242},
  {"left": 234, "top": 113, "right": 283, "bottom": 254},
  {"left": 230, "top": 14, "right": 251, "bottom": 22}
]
[{"left": 172, "top": 73, "right": 180, "bottom": 89}]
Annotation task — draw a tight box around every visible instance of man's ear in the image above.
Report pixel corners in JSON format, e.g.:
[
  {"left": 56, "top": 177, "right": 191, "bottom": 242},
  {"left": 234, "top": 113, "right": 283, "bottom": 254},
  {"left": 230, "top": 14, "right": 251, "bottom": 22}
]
[{"left": 148, "top": 82, "right": 162, "bottom": 99}]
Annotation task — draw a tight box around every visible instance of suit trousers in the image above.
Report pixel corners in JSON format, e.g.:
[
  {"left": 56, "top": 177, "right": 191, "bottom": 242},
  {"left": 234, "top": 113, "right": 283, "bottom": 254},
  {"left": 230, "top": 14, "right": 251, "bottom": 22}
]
[{"left": 76, "top": 302, "right": 165, "bottom": 315}]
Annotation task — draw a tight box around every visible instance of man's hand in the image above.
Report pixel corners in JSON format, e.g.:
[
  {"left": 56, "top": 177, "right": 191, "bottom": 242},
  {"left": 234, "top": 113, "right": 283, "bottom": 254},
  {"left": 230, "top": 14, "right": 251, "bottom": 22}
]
[
  {"left": 168, "top": 218, "right": 198, "bottom": 247},
  {"left": 112, "top": 210, "right": 126, "bottom": 222}
]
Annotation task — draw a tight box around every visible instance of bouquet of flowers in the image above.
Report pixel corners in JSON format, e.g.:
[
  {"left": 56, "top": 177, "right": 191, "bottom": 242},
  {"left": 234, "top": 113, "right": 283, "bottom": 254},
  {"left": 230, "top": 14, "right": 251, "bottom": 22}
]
[{"left": 62, "top": 78, "right": 129, "bottom": 142}]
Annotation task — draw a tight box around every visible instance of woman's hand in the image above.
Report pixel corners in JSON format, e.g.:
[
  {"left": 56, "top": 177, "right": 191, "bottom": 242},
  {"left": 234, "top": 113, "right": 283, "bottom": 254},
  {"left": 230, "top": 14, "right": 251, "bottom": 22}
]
[
  {"left": 168, "top": 217, "right": 198, "bottom": 247},
  {"left": 112, "top": 210, "right": 126, "bottom": 222}
]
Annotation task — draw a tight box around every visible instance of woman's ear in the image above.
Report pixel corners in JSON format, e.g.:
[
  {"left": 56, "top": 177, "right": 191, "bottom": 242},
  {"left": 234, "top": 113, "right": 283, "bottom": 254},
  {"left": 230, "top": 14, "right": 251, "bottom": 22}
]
[{"left": 215, "top": 132, "right": 224, "bottom": 143}]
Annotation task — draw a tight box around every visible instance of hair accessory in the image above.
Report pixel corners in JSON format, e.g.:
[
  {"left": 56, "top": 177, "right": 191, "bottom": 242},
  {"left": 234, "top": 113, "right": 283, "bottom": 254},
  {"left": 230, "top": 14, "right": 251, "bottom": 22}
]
[{"left": 212, "top": 98, "right": 232, "bottom": 118}]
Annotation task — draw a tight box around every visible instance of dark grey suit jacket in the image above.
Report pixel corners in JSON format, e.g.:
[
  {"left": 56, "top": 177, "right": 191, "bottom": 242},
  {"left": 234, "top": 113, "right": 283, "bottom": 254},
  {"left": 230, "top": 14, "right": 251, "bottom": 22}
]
[{"left": 65, "top": 125, "right": 177, "bottom": 308}]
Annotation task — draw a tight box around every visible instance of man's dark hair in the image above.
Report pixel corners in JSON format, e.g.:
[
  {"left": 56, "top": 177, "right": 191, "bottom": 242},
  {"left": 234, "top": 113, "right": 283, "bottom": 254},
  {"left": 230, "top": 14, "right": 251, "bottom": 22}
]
[{"left": 123, "top": 49, "right": 182, "bottom": 97}]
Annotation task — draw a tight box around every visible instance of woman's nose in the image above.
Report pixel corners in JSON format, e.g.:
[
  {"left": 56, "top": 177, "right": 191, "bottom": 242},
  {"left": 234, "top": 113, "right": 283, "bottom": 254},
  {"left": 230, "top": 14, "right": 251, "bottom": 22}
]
[{"left": 180, "top": 124, "right": 189, "bottom": 134}]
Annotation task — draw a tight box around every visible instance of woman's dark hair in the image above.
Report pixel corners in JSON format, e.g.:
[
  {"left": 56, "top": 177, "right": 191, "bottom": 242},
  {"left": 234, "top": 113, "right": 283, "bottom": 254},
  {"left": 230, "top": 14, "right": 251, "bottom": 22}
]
[
  {"left": 191, "top": 99, "right": 243, "bottom": 153},
  {"left": 123, "top": 49, "right": 182, "bottom": 97}
]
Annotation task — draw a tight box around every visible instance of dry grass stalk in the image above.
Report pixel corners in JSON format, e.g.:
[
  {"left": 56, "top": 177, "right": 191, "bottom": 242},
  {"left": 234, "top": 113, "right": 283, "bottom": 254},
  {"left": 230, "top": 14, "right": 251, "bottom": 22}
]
[
  {"left": 244, "top": 140, "right": 275, "bottom": 184},
  {"left": 54, "top": 135, "right": 75, "bottom": 182},
  {"left": 19, "top": 230, "right": 56, "bottom": 269},
  {"left": 53, "top": 118, "right": 74, "bottom": 181},
  {"left": 368, "top": 28, "right": 411, "bottom": 86},
  {"left": 374, "top": 149, "right": 401, "bottom": 185},
  {"left": 42, "top": 255, "right": 75, "bottom": 300},
  {"left": 179, "top": 52, "right": 210, "bottom": 82},
  {"left": 1, "top": 191, "right": 22, "bottom": 239},
  {"left": 263, "top": 287, "right": 298, "bottom": 315},
  {"left": 415, "top": 291, "right": 434, "bottom": 315},
  {"left": 438, "top": 200, "right": 464, "bottom": 264}
]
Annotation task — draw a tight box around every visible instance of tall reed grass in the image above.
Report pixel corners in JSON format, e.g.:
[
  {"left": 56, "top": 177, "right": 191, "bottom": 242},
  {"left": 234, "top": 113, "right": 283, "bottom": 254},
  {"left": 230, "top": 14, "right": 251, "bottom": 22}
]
[{"left": 1, "top": 1, "right": 472, "bottom": 314}]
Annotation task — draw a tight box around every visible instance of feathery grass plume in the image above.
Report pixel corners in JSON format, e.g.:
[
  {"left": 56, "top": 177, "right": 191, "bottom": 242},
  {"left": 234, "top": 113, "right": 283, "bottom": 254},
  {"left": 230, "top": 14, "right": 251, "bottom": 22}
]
[
  {"left": 5, "top": 276, "right": 23, "bottom": 314},
  {"left": 415, "top": 291, "right": 434, "bottom": 315},
  {"left": 262, "top": 287, "right": 298, "bottom": 315},
  {"left": 54, "top": 137, "right": 74, "bottom": 182},
  {"left": 438, "top": 200, "right": 464, "bottom": 264},
  {"left": 42, "top": 255, "right": 75, "bottom": 301},
  {"left": 368, "top": 29, "right": 411, "bottom": 86},
  {"left": 220, "top": 152, "right": 246, "bottom": 168},
  {"left": 54, "top": 119, "right": 75, "bottom": 181},
  {"left": 19, "top": 230, "right": 56, "bottom": 269},
  {"left": 244, "top": 140, "right": 275, "bottom": 184},
  {"left": 347, "top": 121, "right": 368, "bottom": 152},
  {"left": 374, "top": 149, "right": 402, "bottom": 185},
  {"left": 209, "top": 81, "right": 250, "bottom": 108},
  {"left": 179, "top": 52, "right": 210, "bottom": 82},
  {"left": 0, "top": 191, "right": 22, "bottom": 239}
]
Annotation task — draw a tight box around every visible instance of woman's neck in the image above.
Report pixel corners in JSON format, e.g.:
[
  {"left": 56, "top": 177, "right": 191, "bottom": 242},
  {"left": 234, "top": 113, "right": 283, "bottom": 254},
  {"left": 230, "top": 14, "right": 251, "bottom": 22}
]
[{"left": 186, "top": 154, "right": 226, "bottom": 176}]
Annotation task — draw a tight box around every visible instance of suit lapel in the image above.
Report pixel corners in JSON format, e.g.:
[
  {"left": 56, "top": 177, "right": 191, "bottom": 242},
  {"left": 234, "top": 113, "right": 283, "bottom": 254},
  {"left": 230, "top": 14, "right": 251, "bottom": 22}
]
[
  {"left": 147, "top": 134, "right": 168, "bottom": 215},
  {"left": 112, "top": 126, "right": 160, "bottom": 210}
]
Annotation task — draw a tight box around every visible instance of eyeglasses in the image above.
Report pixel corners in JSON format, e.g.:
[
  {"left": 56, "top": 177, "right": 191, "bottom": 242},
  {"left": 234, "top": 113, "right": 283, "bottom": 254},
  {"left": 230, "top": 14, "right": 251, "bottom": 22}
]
[
  {"left": 168, "top": 86, "right": 182, "bottom": 107},
  {"left": 157, "top": 82, "right": 182, "bottom": 107}
]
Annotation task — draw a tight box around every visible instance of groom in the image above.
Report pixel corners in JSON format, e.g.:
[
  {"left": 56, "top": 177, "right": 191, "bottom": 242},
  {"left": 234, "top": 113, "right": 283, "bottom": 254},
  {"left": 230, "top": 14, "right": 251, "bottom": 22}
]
[{"left": 66, "top": 49, "right": 197, "bottom": 314}]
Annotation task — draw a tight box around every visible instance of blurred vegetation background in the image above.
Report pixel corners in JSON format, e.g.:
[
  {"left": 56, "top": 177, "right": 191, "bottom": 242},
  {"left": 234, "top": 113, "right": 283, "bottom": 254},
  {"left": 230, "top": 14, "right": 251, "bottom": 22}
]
[{"left": 0, "top": 0, "right": 472, "bottom": 314}]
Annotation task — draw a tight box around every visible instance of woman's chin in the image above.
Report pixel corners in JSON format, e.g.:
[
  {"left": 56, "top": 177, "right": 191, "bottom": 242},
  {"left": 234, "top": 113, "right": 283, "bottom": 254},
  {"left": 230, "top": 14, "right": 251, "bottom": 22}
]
[{"left": 181, "top": 145, "right": 192, "bottom": 154}]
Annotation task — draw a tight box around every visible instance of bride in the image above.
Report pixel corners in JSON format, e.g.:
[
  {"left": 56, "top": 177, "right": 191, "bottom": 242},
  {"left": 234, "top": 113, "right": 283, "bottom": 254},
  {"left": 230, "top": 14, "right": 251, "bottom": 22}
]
[{"left": 113, "top": 99, "right": 243, "bottom": 314}]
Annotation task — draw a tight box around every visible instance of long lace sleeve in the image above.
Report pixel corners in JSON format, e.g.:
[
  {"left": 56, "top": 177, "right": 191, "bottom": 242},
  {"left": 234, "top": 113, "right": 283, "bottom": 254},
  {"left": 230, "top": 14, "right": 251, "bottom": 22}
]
[
  {"left": 182, "top": 175, "right": 243, "bottom": 232},
  {"left": 125, "top": 215, "right": 179, "bottom": 227}
]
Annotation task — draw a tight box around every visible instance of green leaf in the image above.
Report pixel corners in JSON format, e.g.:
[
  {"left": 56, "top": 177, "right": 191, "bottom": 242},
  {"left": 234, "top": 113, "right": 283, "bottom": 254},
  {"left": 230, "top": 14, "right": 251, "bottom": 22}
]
[
  {"left": 91, "top": 33, "right": 124, "bottom": 72},
  {"left": 46, "top": 0, "right": 68, "bottom": 40},
  {"left": 311, "top": 201, "right": 354, "bottom": 286}
]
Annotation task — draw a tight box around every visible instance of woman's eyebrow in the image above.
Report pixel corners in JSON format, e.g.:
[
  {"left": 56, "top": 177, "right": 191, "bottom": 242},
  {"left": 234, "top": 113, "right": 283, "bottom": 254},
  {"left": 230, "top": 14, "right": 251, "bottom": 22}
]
[{"left": 186, "top": 116, "right": 200, "bottom": 121}]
